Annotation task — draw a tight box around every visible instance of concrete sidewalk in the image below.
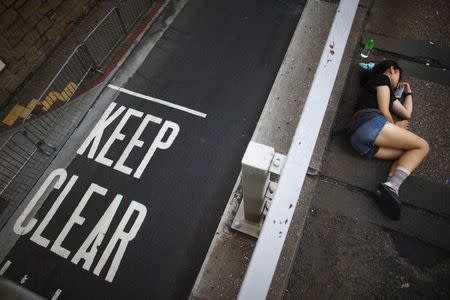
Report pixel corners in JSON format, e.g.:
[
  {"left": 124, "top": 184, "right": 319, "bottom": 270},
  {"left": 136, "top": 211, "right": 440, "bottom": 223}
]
[
  {"left": 191, "top": 0, "right": 449, "bottom": 299},
  {"left": 285, "top": 0, "right": 450, "bottom": 298}
]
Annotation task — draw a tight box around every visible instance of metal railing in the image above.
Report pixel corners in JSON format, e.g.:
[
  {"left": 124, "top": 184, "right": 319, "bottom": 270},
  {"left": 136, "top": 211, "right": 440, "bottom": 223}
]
[{"left": 0, "top": 0, "right": 154, "bottom": 220}]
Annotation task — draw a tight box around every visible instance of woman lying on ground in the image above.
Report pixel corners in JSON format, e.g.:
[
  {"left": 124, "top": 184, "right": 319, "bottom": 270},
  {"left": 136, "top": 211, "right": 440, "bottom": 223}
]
[{"left": 348, "top": 60, "right": 430, "bottom": 220}]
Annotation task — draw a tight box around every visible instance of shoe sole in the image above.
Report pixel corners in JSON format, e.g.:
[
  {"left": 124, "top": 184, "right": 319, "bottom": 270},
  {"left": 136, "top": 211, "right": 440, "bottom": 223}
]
[{"left": 377, "top": 184, "right": 401, "bottom": 220}]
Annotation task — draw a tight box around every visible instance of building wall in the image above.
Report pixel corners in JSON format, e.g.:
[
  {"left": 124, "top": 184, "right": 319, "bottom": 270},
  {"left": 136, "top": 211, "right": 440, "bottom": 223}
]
[{"left": 0, "top": 0, "right": 99, "bottom": 107}]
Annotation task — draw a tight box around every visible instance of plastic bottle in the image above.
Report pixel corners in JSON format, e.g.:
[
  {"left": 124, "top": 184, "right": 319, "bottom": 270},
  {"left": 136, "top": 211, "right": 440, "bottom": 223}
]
[
  {"left": 358, "top": 62, "right": 375, "bottom": 70},
  {"left": 360, "top": 39, "right": 375, "bottom": 58}
]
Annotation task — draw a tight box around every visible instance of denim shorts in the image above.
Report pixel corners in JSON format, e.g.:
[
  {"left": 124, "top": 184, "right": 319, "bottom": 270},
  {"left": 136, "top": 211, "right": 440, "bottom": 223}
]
[{"left": 349, "top": 115, "right": 388, "bottom": 157}]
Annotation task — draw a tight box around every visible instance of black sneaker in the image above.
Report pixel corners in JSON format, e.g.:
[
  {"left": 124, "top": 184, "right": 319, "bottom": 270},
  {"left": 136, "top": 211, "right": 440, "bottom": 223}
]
[{"left": 376, "top": 183, "right": 401, "bottom": 220}]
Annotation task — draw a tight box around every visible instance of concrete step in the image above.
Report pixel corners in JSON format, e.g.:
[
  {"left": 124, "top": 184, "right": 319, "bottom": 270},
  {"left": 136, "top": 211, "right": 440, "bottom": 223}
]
[
  {"left": 311, "top": 178, "right": 450, "bottom": 251},
  {"left": 285, "top": 207, "right": 450, "bottom": 299}
]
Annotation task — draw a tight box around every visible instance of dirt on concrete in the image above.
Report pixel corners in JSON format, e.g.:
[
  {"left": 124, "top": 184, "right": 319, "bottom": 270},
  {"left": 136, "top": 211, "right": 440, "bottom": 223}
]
[{"left": 285, "top": 208, "right": 450, "bottom": 299}]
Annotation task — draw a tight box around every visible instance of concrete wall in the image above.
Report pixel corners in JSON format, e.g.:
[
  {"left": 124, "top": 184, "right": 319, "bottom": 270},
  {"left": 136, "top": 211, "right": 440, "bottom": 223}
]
[{"left": 0, "top": 0, "right": 100, "bottom": 107}]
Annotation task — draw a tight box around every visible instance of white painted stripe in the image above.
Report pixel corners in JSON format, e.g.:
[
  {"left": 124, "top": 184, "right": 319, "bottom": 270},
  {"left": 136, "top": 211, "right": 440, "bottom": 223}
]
[
  {"left": 0, "top": 260, "right": 11, "bottom": 275},
  {"left": 20, "top": 274, "right": 28, "bottom": 284},
  {"left": 107, "top": 84, "right": 207, "bottom": 118},
  {"left": 51, "top": 289, "right": 62, "bottom": 300},
  {"left": 237, "top": 0, "right": 359, "bottom": 299}
]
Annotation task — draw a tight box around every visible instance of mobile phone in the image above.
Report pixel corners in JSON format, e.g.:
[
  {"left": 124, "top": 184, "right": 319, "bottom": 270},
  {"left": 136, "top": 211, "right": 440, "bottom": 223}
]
[{"left": 394, "top": 85, "right": 404, "bottom": 98}]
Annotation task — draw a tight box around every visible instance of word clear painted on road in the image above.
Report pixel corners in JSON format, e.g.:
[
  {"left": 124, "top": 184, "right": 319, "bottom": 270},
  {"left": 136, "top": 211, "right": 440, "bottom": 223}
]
[{"left": 13, "top": 168, "right": 146, "bottom": 282}]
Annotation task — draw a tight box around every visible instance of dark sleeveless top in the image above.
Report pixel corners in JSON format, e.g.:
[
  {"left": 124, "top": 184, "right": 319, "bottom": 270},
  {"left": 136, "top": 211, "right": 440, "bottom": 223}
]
[
  {"left": 355, "top": 73, "right": 395, "bottom": 112},
  {"left": 347, "top": 74, "right": 395, "bottom": 136}
]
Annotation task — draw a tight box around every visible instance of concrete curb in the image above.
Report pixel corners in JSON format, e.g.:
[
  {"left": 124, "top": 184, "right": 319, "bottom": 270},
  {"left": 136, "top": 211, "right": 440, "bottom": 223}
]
[
  {"left": 190, "top": 0, "right": 368, "bottom": 299},
  {"left": 268, "top": 4, "right": 368, "bottom": 299}
]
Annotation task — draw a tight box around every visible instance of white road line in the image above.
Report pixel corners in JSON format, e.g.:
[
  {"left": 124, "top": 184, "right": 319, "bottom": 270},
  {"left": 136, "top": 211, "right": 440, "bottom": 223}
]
[
  {"left": 20, "top": 274, "right": 28, "bottom": 284},
  {"left": 51, "top": 289, "right": 62, "bottom": 300},
  {"left": 107, "top": 84, "right": 207, "bottom": 118},
  {"left": 0, "top": 260, "right": 11, "bottom": 275},
  {"left": 237, "top": 0, "right": 359, "bottom": 299}
]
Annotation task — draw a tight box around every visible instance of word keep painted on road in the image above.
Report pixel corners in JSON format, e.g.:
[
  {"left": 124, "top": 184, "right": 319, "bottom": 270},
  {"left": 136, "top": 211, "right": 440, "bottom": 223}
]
[{"left": 13, "top": 102, "right": 180, "bottom": 282}]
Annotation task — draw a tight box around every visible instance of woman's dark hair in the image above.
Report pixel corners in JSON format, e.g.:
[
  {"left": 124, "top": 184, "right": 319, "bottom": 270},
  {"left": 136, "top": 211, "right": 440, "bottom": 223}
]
[
  {"left": 372, "top": 60, "right": 403, "bottom": 78},
  {"left": 360, "top": 60, "right": 403, "bottom": 86}
]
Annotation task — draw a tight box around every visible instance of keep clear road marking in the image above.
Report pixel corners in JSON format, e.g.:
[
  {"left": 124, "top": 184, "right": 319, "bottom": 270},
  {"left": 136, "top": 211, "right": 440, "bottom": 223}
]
[
  {"left": 107, "top": 84, "right": 207, "bottom": 119},
  {"left": 0, "top": 260, "right": 11, "bottom": 275},
  {"left": 51, "top": 289, "right": 62, "bottom": 300},
  {"left": 0, "top": 260, "right": 62, "bottom": 299}
]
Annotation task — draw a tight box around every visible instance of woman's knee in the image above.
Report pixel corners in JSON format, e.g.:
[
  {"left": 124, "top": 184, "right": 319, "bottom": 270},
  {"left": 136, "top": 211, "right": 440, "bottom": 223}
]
[
  {"left": 422, "top": 138, "right": 430, "bottom": 155},
  {"left": 417, "top": 136, "right": 430, "bottom": 155}
]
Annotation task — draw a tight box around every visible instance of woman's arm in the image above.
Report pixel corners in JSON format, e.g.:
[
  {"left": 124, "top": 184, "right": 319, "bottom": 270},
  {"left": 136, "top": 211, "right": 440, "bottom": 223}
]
[
  {"left": 376, "top": 85, "right": 395, "bottom": 123},
  {"left": 392, "top": 82, "right": 413, "bottom": 119}
]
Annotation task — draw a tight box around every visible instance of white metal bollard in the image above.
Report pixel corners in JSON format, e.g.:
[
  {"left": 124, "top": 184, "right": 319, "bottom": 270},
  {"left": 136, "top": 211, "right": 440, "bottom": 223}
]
[
  {"left": 241, "top": 142, "right": 274, "bottom": 222},
  {"left": 232, "top": 141, "right": 285, "bottom": 237}
]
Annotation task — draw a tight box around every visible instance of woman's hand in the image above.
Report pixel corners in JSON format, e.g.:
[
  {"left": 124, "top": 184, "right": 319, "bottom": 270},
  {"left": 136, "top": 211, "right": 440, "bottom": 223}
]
[
  {"left": 394, "top": 82, "right": 414, "bottom": 120},
  {"left": 395, "top": 120, "right": 410, "bottom": 130},
  {"left": 399, "top": 82, "right": 412, "bottom": 93}
]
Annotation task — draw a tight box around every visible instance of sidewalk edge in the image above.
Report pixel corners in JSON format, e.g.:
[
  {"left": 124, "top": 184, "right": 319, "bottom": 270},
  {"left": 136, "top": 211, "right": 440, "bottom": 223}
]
[
  {"left": 190, "top": 1, "right": 368, "bottom": 299},
  {"left": 268, "top": 7, "right": 368, "bottom": 299}
]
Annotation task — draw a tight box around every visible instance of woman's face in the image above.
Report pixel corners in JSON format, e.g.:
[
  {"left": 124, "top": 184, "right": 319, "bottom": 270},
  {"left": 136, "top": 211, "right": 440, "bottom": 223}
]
[{"left": 390, "top": 67, "right": 401, "bottom": 87}]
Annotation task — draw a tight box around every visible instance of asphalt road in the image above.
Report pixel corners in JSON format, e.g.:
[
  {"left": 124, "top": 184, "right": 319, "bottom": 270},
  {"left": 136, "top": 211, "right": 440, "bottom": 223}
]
[{"left": 0, "top": 0, "right": 304, "bottom": 299}]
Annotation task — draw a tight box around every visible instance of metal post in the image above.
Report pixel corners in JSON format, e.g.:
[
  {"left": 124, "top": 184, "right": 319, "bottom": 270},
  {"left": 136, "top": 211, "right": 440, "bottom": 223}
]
[
  {"left": 232, "top": 142, "right": 286, "bottom": 238},
  {"left": 241, "top": 142, "right": 274, "bottom": 222}
]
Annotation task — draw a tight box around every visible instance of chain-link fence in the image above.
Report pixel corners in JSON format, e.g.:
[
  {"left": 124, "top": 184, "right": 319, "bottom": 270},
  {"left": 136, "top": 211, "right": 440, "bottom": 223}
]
[{"left": 0, "top": 0, "right": 155, "bottom": 227}]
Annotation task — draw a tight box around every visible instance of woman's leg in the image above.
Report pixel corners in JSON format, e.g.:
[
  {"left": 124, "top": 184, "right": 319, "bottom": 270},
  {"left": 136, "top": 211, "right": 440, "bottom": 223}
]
[
  {"left": 374, "top": 148, "right": 402, "bottom": 182},
  {"left": 374, "top": 123, "right": 429, "bottom": 173},
  {"left": 373, "top": 123, "right": 429, "bottom": 199},
  {"left": 374, "top": 147, "right": 403, "bottom": 160},
  {"left": 388, "top": 160, "right": 399, "bottom": 180}
]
